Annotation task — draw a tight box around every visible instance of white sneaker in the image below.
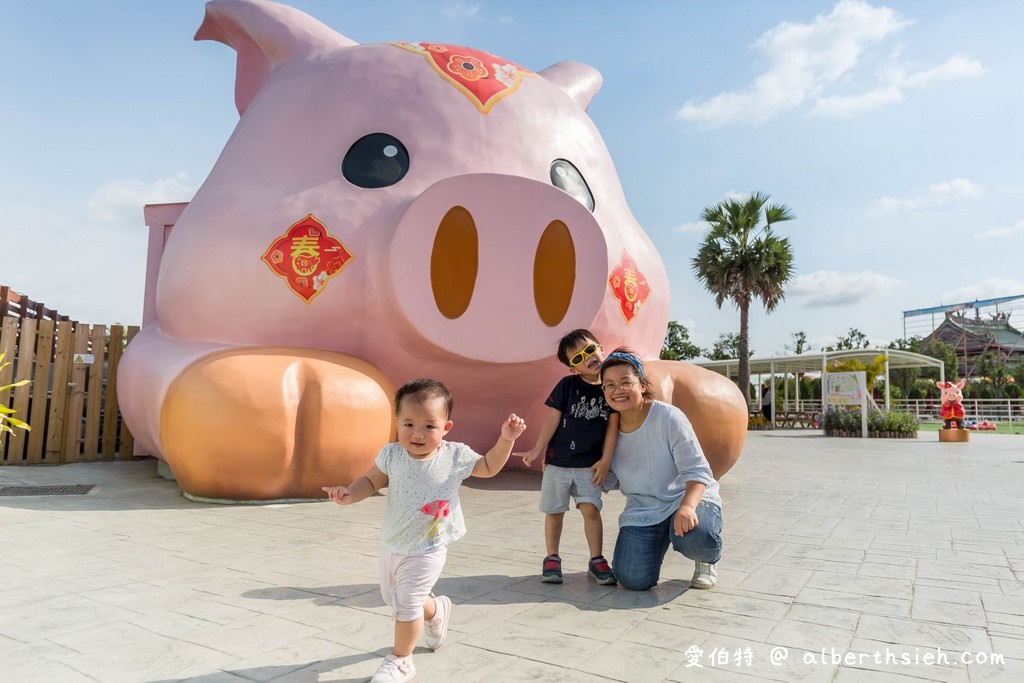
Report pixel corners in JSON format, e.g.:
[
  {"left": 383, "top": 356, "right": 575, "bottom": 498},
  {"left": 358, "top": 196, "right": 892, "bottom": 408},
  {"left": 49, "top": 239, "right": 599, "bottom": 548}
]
[
  {"left": 691, "top": 561, "right": 718, "bottom": 589},
  {"left": 370, "top": 653, "right": 416, "bottom": 682},
  {"left": 423, "top": 594, "right": 452, "bottom": 650}
]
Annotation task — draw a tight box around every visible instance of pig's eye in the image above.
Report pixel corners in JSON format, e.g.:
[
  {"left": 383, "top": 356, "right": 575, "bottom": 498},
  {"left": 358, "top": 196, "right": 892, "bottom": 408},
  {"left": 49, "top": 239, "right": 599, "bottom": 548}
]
[
  {"left": 343, "top": 133, "right": 410, "bottom": 188},
  {"left": 549, "top": 159, "right": 595, "bottom": 212}
]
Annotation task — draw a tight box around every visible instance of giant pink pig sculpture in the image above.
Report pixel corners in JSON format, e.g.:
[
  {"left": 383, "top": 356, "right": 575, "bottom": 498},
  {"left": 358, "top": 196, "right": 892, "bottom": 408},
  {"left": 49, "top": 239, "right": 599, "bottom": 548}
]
[{"left": 117, "top": 0, "right": 748, "bottom": 500}]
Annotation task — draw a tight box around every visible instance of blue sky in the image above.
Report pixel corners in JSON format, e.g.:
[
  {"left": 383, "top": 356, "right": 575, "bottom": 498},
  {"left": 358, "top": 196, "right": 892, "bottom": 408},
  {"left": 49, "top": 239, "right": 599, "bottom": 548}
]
[{"left": 3, "top": 1, "right": 1022, "bottom": 357}]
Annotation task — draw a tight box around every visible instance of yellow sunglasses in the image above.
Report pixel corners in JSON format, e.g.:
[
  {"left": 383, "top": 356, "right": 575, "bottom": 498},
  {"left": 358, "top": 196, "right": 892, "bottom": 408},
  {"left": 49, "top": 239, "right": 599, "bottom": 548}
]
[{"left": 569, "top": 343, "right": 599, "bottom": 368}]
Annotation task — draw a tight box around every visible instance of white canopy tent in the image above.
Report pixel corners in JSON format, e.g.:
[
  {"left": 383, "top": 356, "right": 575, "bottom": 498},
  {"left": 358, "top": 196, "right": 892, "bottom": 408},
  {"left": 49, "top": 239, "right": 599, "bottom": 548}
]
[{"left": 693, "top": 348, "right": 946, "bottom": 412}]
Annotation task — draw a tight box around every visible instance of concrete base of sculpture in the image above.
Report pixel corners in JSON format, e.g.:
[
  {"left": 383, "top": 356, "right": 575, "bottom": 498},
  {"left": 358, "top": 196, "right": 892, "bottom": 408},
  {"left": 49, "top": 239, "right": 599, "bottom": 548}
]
[{"left": 939, "top": 428, "right": 970, "bottom": 443}]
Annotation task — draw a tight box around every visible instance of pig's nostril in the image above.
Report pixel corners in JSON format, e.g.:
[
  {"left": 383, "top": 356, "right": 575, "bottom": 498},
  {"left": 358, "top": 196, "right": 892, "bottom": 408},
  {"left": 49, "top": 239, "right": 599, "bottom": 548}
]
[
  {"left": 431, "top": 206, "right": 479, "bottom": 319},
  {"left": 534, "top": 220, "right": 575, "bottom": 327}
]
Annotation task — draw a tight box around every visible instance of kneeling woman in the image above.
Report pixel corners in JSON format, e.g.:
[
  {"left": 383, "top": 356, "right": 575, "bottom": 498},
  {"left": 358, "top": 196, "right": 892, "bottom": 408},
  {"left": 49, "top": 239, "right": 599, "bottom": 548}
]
[{"left": 600, "top": 349, "right": 722, "bottom": 590}]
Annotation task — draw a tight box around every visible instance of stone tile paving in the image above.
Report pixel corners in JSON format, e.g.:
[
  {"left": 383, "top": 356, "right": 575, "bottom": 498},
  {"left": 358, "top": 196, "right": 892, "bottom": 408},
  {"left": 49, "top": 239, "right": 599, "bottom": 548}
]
[{"left": 1, "top": 430, "right": 1022, "bottom": 681}]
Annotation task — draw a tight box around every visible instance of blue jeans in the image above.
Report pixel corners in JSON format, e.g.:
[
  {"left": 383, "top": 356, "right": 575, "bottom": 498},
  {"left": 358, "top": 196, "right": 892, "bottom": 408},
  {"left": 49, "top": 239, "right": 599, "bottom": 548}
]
[{"left": 612, "top": 501, "right": 722, "bottom": 591}]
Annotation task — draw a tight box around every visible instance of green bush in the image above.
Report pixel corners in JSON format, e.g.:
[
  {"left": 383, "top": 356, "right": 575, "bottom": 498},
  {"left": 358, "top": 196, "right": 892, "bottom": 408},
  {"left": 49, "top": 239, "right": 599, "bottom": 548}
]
[{"left": 823, "top": 406, "right": 918, "bottom": 434}]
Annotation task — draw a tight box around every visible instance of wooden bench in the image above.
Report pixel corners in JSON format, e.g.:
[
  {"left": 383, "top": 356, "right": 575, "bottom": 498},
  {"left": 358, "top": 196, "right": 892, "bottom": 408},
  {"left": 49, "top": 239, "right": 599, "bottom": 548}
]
[{"left": 776, "top": 411, "right": 817, "bottom": 428}]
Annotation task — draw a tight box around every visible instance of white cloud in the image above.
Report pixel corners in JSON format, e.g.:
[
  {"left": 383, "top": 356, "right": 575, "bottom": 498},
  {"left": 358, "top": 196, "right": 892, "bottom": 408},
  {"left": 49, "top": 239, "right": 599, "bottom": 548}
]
[
  {"left": 973, "top": 219, "right": 1024, "bottom": 239},
  {"left": 812, "top": 84, "right": 903, "bottom": 118},
  {"left": 441, "top": 2, "right": 481, "bottom": 20},
  {"left": 673, "top": 221, "right": 707, "bottom": 234},
  {"left": 0, "top": 175, "right": 192, "bottom": 326},
  {"left": 940, "top": 279, "right": 1024, "bottom": 304},
  {"left": 900, "top": 54, "right": 985, "bottom": 88},
  {"left": 722, "top": 190, "right": 753, "bottom": 203},
  {"left": 87, "top": 173, "right": 195, "bottom": 225},
  {"left": 812, "top": 54, "right": 984, "bottom": 118},
  {"left": 866, "top": 177, "right": 981, "bottom": 217},
  {"left": 789, "top": 270, "right": 903, "bottom": 307},
  {"left": 0, "top": 204, "right": 147, "bottom": 325},
  {"left": 928, "top": 178, "right": 982, "bottom": 200},
  {"left": 678, "top": 1, "right": 982, "bottom": 128},
  {"left": 865, "top": 195, "right": 915, "bottom": 217}
]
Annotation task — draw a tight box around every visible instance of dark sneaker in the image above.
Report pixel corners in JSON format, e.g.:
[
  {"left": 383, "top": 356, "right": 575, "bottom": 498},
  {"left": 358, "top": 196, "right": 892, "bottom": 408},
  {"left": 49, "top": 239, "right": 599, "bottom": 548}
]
[
  {"left": 541, "top": 554, "right": 563, "bottom": 583},
  {"left": 588, "top": 556, "right": 617, "bottom": 585}
]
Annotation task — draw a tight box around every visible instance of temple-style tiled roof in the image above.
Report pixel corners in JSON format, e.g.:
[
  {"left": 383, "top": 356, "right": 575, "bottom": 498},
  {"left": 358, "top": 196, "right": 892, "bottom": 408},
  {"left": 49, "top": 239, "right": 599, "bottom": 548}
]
[{"left": 927, "top": 311, "right": 1024, "bottom": 351}]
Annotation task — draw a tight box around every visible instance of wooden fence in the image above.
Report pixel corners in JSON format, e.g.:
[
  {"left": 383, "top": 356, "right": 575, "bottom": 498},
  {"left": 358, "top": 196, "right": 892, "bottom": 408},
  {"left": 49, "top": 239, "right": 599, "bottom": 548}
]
[
  {"left": 0, "top": 285, "right": 75, "bottom": 323},
  {"left": 0, "top": 316, "right": 139, "bottom": 464}
]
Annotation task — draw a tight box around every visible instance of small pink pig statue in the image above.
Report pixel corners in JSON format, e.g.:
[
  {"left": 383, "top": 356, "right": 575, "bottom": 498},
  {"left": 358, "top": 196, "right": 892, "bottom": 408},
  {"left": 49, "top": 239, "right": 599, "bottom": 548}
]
[
  {"left": 117, "top": 0, "right": 747, "bottom": 499},
  {"left": 936, "top": 380, "right": 966, "bottom": 429}
]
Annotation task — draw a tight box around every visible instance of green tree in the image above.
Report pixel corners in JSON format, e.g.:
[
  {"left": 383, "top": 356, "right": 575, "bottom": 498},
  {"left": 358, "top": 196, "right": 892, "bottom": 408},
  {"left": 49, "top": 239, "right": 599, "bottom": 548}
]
[
  {"left": 704, "top": 332, "right": 751, "bottom": 361},
  {"left": 887, "top": 336, "right": 922, "bottom": 398},
  {"left": 1011, "top": 361, "right": 1024, "bottom": 387},
  {"left": 691, "top": 192, "right": 795, "bottom": 394},
  {"left": 784, "top": 331, "right": 810, "bottom": 354},
  {"left": 823, "top": 327, "right": 871, "bottom": 352},
  {"left": 660, "top": 321, "right": 702, "bottom": 360},
  {"left": 921, "top": 338, "right": 959, "bottom": 382},
  {"left": 974, "top": 350, "right": 1010, "bottom": 398}
]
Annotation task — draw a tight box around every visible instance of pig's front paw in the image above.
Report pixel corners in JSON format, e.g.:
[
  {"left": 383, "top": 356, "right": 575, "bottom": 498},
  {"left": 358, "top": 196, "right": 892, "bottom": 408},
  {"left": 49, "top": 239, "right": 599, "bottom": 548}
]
[{"left": 160, "top": 348, "right": 394, "bottom": 500}]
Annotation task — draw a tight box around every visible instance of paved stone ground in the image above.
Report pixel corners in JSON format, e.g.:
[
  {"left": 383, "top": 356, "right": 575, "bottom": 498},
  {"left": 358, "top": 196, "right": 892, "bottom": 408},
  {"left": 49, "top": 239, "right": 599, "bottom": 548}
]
[{"left": 1, "top": 431, "right": 1022, "bottom": 682}]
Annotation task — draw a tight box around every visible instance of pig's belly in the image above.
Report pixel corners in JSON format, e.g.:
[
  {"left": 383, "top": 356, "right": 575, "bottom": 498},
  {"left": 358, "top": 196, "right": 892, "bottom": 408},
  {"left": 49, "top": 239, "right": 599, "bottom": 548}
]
[{"left": 160, "top": 348, "right": 394, "bottom": 500}]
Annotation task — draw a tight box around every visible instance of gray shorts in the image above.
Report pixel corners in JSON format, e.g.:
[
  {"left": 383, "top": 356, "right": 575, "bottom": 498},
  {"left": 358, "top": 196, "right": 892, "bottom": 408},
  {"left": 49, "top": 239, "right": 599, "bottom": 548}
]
[{"left": 539, "top": 464, "right": 604, "bottom": 513}]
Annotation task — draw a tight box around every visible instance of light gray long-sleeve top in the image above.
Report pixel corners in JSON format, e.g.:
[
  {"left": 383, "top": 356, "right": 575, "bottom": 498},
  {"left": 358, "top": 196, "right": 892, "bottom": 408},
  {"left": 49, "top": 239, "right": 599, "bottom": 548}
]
[{"left": 610, "top": 400, "right": 721, "bottom": 527}]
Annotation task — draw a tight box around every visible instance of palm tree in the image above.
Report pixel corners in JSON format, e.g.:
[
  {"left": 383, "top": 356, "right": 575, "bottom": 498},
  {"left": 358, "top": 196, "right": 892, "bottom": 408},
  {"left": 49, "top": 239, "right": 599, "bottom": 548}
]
[{"left": 691, "top": 192, "right": 795, "bottom": 401}]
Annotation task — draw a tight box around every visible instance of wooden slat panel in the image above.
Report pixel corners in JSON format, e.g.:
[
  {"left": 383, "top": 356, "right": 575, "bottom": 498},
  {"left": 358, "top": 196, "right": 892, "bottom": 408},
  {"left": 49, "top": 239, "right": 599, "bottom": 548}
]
[
  {"left": 101, "top": 325, "right": 124, "bottom": 460},
  {"left": 26, "top": 319, "right": 55, "bottom": 463},
  {"left": 0, "top": 317, "right": 19, "bottom": 463},
  {"left": 8, "top": 318, "right": 37, "bottom": 464},
  {"left": 82, "top": 325, "right": 106, "bottom": 462},
  {"left": 61, "top": 325, "right": 91, "bottom": 462},
  {"left": 119, "top": 326, "right": 140, "bottom": 458},
  {"left": 45, "top": 321, "right": 74, "bottom": 461}
]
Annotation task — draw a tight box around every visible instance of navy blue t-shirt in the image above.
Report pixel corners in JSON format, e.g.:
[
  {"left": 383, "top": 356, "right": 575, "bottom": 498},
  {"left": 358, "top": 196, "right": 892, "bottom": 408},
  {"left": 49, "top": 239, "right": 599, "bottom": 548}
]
[{"left": 543, "top": 374, "right": 610, "bottom": 468}]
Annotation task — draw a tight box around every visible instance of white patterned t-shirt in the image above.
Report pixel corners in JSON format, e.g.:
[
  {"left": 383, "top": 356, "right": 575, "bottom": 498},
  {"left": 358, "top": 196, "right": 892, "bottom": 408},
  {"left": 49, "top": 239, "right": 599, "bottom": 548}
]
[{"left": 375, "top": 441, "right": 481, "bottom": 555}]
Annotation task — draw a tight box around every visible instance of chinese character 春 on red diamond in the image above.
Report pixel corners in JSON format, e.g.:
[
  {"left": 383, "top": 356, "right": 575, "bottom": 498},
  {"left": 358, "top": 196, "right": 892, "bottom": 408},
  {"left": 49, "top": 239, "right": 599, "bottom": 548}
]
[
  {"left": 261, "top": 214, "right": 353, "bottom": 302},
  {"left": 608, "top": 250, "right": 651, "bottom": 323}
]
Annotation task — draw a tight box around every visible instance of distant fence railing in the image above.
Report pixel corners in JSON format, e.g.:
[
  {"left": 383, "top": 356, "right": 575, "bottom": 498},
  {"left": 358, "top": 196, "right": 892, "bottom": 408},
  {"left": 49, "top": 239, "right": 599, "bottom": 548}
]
[
  {"left": 892, "top": 398, "right": 1024, "bottom": 424},
  {"left": 748, "top": 398, "right": 1024, "bottom": 426},
  {"left": 0, "top": 286, "right": 76, "bottom": 323},
  {"left": 0, "top": 316, "right": 139, "bottom": 464}
]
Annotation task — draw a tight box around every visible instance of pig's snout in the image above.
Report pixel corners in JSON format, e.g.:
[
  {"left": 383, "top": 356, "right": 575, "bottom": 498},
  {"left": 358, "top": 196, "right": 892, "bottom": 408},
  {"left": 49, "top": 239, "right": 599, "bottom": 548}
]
[
  {"left": 431, "top": 206, "right": 576, "bottom": 327},
  {"left": 389, "top": 174, "right": 607, "bottom": 362}
]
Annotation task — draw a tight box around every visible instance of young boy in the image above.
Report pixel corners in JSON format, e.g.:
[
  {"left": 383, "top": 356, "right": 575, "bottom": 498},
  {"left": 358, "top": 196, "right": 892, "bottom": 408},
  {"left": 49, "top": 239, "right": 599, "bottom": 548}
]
[
  {"left": 323, "top": 378, "right": 526, "bottom": 683},
  {"left": 517, "top": 329, "right": 618, "bottom": 585}
]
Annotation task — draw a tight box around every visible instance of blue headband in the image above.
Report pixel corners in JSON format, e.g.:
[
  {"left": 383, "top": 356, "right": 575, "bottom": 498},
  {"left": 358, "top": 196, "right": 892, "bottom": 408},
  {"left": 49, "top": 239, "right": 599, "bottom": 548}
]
[{"left": 604, "top": 351, "right": 645, "bottom": 381}]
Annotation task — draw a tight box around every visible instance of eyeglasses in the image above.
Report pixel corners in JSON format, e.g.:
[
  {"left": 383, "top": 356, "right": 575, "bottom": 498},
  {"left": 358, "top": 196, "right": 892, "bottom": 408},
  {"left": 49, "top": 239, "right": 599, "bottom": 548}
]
[
  {"left": 568, "top": 343, "right": 599, "bottom": 368},
  {"left": 602, "top": 380, "right": 638, "bottom": 393}
]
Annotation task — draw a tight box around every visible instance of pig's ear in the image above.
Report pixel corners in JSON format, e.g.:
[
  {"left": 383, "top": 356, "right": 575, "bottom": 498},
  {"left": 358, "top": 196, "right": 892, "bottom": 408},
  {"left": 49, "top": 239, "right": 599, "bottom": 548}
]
[
  {"left": 195, "top": 0, "right": 358, "bottom": 116},
  {"left": 538, "top": 61, "right": 603, "bottom": 111}
]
